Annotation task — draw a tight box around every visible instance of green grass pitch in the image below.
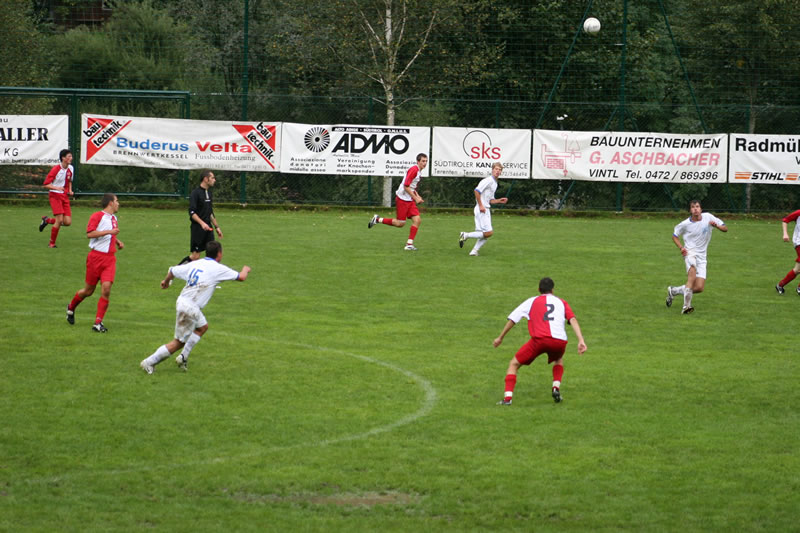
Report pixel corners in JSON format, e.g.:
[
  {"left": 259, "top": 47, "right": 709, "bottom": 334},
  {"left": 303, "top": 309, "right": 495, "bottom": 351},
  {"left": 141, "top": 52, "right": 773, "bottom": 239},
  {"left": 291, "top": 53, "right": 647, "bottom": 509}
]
[{"left": 2, "top": 204, "right": 798, "bottom": 531}]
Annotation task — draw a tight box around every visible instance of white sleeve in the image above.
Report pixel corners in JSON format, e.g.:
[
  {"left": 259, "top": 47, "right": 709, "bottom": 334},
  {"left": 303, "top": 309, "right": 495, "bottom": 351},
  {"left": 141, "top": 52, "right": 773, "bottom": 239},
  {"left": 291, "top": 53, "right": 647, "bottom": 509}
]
[
  {"left": 507, "top": 297, "right": 535, "bottom": 323},
  {"left": 170, "top": 264, "right": 191, "bottom": 281},
  {"left": 712, "top": 214, "right": 725, "bottom": 227},
  {"left": 673, "top": 219, "right": 687, "bottom": 237}
]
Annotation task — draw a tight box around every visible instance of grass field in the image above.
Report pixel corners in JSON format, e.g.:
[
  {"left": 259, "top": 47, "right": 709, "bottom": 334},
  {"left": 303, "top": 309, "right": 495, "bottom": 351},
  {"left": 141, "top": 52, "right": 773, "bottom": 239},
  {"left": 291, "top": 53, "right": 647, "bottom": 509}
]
[{"left": 2, "top": 204, "right": 798, "bottom": 532}]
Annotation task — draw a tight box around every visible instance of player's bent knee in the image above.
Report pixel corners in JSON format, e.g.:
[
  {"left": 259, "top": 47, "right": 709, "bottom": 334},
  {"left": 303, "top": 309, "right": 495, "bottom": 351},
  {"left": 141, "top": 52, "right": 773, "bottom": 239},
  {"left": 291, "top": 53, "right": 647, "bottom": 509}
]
[{"left": 484, "top": 231, "right": 493, "bottom": 238}]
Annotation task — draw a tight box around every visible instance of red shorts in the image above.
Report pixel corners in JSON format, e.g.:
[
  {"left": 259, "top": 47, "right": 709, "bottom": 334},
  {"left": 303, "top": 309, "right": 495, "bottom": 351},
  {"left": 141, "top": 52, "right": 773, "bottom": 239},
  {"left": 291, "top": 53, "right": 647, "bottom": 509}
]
[
  {"left": 514, "top": 337, "right": 568, "bottom": 365},
  {"left": 85, "top": 250, "right": 117, "bottom": 285},
  {"left": 395, "top": 197, "right": 419, "bottom": 221},
  {"left": 49, "top": 192, "right": 71, "bottom": 217}
]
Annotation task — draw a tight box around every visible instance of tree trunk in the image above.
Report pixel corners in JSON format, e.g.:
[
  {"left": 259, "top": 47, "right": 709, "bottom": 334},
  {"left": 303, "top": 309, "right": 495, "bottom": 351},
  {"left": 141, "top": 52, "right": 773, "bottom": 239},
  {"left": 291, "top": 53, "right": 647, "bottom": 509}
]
[{"left": 382, "top": 0, "right": 395, "bottom": 207}]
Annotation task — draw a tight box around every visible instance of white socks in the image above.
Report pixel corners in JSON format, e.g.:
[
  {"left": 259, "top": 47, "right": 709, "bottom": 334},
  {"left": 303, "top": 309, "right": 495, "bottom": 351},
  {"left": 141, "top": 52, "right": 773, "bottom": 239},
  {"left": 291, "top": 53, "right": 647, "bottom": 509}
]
[
  {"left": 180, "top": 332, "right": 202, "bottom": 360},
  {"left": 671, "top": 285, "right": 686, "bottom": 296},
  {"left": 145, "top": 345, "right": 171, "bottom": 366},
  {"left": 471, "top": 238, "right": 488, "bottom": 253},
  {"left": 683, "top": 288, "right": 693, "bottom": 309},
  {"left": 465, "top": 231, "right": 483, "bottom": 239}
]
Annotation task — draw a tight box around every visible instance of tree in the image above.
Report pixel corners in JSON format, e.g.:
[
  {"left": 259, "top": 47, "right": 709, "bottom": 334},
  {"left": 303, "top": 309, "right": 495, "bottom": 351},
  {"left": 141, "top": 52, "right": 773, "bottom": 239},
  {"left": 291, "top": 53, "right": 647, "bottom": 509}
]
[
  {"left": 0, "top": 0, "right": 50, "bottom": 110},
  {"left": 675, "top": 0, "right": 800, "bottom": 210}
]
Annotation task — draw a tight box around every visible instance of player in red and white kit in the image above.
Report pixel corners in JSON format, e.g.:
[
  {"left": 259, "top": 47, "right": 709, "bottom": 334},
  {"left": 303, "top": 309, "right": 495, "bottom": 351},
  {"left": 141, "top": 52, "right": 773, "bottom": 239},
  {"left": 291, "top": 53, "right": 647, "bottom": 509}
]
[
  {"left": 140, "top": 240, "right": 250, "bottom": 374},
  {"left": 775, "top": 209, "right": 800, "bottom": 295},
  {"left": 493, "top": 277, "right": 587, "bottom": 405},
  {"left": 368, "top": 153, "right": 428, "bottom": 251},
  {"left": 39, "top": 149, "right": 74, "bottom": 248},
  {"left": 65, "top": 193, "right": 124, "bottom": 333}
]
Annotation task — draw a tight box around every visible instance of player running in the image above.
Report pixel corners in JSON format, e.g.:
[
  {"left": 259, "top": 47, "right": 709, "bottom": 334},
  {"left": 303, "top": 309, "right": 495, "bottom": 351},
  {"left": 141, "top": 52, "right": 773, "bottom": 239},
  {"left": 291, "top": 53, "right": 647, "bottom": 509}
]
[
  {"left": 140, "top": 241, "right": 250, "bottom": 374},
  {"left": 458, "top": 162, "right": 508, "bottom": 256},
  {"left": 368, "top": 153, "right": 428, "bottom": 251},
  {"left": 775, "top": 209, "right": 800, "bottom": 295},
  {"left": 66, "top": 193, "right": 124, "bottom": 332},
  {"left": 665, "top": 200, "right": 728, "bottom": 314},
  {"left": 39, "top": 149, "right": 74, "bottom": 248}
]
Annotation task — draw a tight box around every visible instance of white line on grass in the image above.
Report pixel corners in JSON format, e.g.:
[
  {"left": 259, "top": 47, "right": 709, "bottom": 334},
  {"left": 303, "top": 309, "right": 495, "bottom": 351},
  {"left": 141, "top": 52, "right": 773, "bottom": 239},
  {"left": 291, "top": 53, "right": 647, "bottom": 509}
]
[{"left": 21, "top": 323, "right": 437, "bottom": 484}]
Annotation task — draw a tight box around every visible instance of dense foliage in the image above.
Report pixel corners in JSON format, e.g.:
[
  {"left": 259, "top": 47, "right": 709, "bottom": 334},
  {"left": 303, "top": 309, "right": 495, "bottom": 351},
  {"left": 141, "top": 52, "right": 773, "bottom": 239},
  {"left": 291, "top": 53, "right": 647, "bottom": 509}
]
[{"left": 3, "top": 0, "right": 799, "bottom": 210}]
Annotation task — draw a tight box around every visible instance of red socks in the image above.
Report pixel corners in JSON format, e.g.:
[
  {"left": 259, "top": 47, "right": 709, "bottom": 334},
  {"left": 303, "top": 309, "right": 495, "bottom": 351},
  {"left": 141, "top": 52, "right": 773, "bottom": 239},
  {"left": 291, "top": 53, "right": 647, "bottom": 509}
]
[
  {"left": 552, "top": 364, "right": 564, "bottom": 385},
  {"left": 46, "top": 217, "right": 56, "bottom": 224},
  {"left": 95, "top": 297, "right": 109, "bottom": 324},
  {"left": 504, "top": 374, "right": 517, "bottom": 394},
  {"left": 49, "top": 226, "right": 60, "bottom": 246},
  {"left": 69, "top": 292, "right": 84, "bottom": 311},
  {"left": 408, "top": 225, "right": 419, "bottom": 241},
  {"left": 779, "top": 270, "right": 797, "bottom": 287},
  {"left": 381, "top": 218, "right": 394, "bottom": 225}
]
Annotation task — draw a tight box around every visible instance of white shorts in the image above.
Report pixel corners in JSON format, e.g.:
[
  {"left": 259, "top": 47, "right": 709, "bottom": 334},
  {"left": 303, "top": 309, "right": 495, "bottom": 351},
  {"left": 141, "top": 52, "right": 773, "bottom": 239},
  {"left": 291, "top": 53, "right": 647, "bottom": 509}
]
[
  {"left": 174, "top": 299, "right": 207, "bottom": 343},
  {"left": 474, "top": 208, "right": 493, "bottom": 233},
  {"left": 684, "top": 254, "right": 707, "bottom": 279}
]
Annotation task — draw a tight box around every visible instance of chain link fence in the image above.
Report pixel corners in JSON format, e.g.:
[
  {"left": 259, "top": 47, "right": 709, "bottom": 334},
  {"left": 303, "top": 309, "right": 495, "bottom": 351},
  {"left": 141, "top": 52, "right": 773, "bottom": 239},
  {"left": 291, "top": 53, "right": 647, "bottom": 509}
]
[{"left": 3, "top": 0, "right": 799, "bottom": 212}]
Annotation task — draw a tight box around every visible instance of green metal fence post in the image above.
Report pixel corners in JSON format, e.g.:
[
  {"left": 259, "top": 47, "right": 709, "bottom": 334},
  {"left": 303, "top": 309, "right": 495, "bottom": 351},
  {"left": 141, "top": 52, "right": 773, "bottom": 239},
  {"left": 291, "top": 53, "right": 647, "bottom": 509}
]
[
  {"left": 70, "top": 93, "right": 79, "bottom": 190},
  {"left": 239, "top": 0, "right": 250, "bottom": 204}
]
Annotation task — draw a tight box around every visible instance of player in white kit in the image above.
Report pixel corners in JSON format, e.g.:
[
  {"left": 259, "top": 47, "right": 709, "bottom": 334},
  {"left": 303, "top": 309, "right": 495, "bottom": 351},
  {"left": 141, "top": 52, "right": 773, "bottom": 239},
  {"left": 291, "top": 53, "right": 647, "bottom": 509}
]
[
  {"left": 140, "top": 241, "right": 251, "bottom": 374},
  {"left": 665, "top": 200, "right": 728, "bottom": 314},
  {"left": 458, "top": 162, "right": 508, "bottom": 256}
]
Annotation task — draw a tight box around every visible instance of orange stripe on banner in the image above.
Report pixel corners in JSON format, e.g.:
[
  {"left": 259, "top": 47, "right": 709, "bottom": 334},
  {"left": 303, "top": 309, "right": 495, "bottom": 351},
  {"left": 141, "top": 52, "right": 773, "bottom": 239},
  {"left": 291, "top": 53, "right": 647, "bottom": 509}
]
[
  {"left": 786, "top": 174, "right": 798, "bottom": 181},
  {"left": 734, "top": 173, "right": 752, "bottom": 180}
]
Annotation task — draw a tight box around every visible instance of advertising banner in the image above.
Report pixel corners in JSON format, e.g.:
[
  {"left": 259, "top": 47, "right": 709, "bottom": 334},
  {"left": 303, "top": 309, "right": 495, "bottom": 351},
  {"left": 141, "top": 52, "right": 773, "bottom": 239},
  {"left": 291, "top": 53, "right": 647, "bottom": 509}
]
[
  {"left": 280, "top": 123, "right": 430, "bottom": 176},
  {"left": 0, "top": 115, "right": 69, "bottom": 165},
  {"left": 729, "top": 134, "right": 800, "bottom": 185},
  {"left": 533, "top": 130, "right": 727, "bottom": 183},
  {"left": 80, "top": 114, "right": 280, "bottom": 171},
  {"left": 431, "top": 127, "right": 531, "bottom": 179}
]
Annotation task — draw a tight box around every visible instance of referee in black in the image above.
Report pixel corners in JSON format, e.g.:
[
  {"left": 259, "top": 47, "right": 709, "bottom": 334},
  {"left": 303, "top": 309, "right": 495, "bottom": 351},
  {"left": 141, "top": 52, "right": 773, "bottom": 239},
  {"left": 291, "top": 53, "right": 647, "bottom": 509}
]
[{"left": 179, "top": 170, "right": 223, "bottom": 265}]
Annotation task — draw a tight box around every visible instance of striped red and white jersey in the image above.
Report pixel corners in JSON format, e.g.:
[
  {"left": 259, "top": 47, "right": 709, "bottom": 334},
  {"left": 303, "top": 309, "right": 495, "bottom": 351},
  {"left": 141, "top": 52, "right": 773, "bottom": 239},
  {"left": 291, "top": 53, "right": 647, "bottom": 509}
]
[
  {"left": 395, "top": 164, "right": 422, "bottom": 202},
  {"left": 783, "top": 210, "right": 800, "bottom": 246},
  {"left": 87, "top": 210, "right": 118, "bottom": 254},
  {"left": 507, "top": 294, "right": 575, "bottom": 341},
  {"left": 43, "top": 164, "right": 73, "bottom": 194}
]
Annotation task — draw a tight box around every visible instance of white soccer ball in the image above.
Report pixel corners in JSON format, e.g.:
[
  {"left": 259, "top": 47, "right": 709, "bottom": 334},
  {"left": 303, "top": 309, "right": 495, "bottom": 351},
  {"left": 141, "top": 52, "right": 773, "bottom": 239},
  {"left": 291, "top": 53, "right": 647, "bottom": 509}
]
[{"left": 583, "top": 17, "right": 601, "bottom": 34}]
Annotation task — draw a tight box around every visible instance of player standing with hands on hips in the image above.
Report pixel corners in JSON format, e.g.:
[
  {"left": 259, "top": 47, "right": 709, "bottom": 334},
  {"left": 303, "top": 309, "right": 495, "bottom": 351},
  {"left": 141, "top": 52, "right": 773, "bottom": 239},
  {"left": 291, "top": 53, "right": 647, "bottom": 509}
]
[
  {"left": 493, "top": 277, "right": 587, "bottom": 405},
  {"left": 368, "top": 153, "right": 427, "bottom": 251},
  {"left": 774, "top": 209, "right": 800, "bottom": 295},
  {"left": 665, "top": 200, "right": 728, "bottom": 314},
  {"left": 179, "top": 170, "right": 222, "bottom": 265},
  {"left": 141, "top": 241, "right": 250, "bottom": 374},
  {"left": 65, "top": 193, "right": 124, "bottom": 332},
  {"left": 39, "top": 149, "right": 74, "bottom": 248},
  {"left": 459, "top": 162, "right": 508, "bottom": 256}
]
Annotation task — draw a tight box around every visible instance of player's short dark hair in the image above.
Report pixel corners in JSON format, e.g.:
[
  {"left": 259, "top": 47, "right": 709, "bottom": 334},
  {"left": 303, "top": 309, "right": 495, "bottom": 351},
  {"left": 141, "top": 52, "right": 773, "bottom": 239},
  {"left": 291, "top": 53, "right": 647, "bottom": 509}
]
[
  {"left": 101, "top": 193, "right": 117, "bottom": 207},
  {"left": 539, "top": 277, "right": 555, "bottom": 294},
  {"left": 688, "top": 199, "right": 702, "bottom": 209},
  {"left": 200, "top": 170, "right": 214, "bottom": 183},
  {"left": 206, "top": 240, "right": 222, "bottom": 258},
  {"left": 416, "top": 153, "right": 428, "bottom": 162},
  {"left": 59, "top": 149, "right": 72, "bottom": 161}
]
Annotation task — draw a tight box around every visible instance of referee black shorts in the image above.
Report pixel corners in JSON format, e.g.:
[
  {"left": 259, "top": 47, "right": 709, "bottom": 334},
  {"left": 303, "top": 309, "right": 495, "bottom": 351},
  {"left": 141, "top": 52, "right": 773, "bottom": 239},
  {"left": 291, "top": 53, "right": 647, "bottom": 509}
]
[{"left": 190, "top": 223, "right": 215, "bottom": 254}]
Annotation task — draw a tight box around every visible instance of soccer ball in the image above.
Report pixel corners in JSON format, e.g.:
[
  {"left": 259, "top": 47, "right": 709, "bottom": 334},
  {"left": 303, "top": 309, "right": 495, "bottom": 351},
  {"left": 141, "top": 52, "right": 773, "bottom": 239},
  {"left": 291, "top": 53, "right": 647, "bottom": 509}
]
[{"left": 583, "top": 17, "right": 601, "bottom": 34}]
